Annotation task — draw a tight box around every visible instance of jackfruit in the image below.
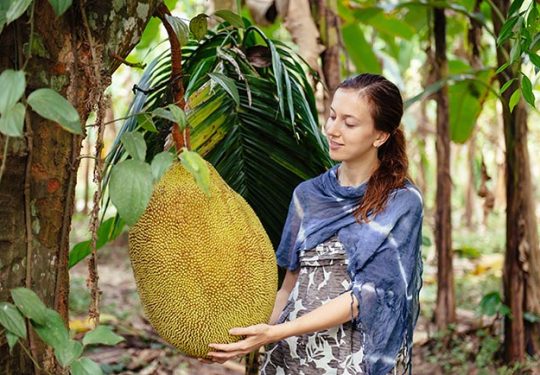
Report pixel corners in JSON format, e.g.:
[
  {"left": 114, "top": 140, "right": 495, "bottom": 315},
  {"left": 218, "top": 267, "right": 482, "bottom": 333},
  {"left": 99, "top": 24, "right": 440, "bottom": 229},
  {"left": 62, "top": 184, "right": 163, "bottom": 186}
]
[{"left": 128, "top": 160, "right": 278, "bottom": 358}]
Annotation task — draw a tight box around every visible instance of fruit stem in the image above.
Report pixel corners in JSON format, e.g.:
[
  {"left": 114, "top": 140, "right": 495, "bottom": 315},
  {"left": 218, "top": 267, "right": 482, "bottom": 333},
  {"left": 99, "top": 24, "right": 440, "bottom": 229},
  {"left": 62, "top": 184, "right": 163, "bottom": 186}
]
[{"left": 155, "top": 3, "right": 191, "bottom": 153}]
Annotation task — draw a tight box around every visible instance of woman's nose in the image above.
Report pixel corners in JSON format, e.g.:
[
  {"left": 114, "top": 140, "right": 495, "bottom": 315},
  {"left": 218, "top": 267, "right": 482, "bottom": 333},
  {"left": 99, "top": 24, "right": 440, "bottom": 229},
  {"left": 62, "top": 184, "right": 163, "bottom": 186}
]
[{"left": 324, "top": 119, "right": 339, "bottom": 137}]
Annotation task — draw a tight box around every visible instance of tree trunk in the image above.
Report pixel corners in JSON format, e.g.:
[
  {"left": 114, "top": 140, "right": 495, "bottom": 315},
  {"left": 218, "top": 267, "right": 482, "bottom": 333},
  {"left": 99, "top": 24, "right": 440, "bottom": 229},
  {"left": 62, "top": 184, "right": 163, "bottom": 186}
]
[
  {"left": 0, "top": 1, "right": 158, "bottom": 372},
  {"left": 491, "top": 0, "right": 540, "bottom": 362},
  {"left": 433, "top": 7, "right": 456, "bottom": 330},
  {"left": 312, "top": 0, "right": 340, "bottom": 119}
]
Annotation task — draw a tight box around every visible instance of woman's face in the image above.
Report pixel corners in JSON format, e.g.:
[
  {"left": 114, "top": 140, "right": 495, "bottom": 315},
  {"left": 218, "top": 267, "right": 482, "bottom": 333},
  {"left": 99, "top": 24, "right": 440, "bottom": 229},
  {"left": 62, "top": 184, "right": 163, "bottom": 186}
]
[{"left": 323, "top": 88, "right": 388, "bottom": 163}]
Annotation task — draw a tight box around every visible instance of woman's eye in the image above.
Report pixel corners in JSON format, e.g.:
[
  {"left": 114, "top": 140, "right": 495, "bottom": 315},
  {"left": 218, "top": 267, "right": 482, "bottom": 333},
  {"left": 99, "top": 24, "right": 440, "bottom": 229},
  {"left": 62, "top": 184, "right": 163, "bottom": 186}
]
[{"left": 345, "top": 123, "right": 356, "bottom": 127}]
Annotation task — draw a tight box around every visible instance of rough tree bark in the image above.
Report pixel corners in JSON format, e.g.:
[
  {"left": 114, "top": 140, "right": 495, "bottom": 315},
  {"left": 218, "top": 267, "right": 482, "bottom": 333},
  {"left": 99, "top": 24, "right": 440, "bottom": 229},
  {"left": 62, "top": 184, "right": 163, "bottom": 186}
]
[
  {"left": 433, "top": 7, "right": 456, "bottom": 330},
  {"left": 491, "top": 0, "right": 540, "bottom": 363},
  {"left": 0, "top": 1, "right": 159, "bottom": 373}
]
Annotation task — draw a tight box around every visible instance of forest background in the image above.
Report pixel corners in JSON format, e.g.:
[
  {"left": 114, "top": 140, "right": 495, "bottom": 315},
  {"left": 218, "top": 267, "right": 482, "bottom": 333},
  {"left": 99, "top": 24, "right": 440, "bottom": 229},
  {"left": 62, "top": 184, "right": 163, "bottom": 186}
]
[{"left": 0, "top": 0, "right": 539, "bottom": 374}]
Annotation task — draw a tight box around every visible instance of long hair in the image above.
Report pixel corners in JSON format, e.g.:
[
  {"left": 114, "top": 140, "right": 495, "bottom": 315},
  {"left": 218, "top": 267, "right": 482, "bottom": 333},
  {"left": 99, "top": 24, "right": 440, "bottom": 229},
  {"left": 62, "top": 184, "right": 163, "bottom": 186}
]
[{"left": 337, "top": 74, "right": 409, "bottom": 223}]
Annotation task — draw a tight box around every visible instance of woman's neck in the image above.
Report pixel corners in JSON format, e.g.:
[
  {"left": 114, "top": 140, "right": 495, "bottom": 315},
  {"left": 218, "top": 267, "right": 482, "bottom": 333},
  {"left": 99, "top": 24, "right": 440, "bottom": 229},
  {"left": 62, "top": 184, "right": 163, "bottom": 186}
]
[{"left": 337, "top": 157, "right": 379, "bottom": 187}]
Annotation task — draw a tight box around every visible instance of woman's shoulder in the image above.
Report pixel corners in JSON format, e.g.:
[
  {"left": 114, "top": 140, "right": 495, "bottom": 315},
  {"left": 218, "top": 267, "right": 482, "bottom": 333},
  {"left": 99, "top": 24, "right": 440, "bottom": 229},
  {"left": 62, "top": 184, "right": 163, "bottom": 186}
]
[{"left": 388, "top": 180, "right": 423, "bottom": 216}]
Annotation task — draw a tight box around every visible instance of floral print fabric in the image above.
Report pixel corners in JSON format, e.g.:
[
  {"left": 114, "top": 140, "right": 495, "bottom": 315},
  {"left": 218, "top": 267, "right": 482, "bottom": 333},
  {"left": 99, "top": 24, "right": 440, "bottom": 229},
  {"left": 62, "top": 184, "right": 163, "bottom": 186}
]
[{"left": 261, "top": 235, "right": 407, "bottom": 375}]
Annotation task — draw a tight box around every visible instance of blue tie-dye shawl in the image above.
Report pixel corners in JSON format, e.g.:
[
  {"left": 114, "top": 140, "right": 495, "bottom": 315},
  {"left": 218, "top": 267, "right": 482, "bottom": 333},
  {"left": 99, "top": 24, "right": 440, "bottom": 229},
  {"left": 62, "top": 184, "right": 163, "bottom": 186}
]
[{"left": 275, "top": 163, "right": 423, "bottom": 375}]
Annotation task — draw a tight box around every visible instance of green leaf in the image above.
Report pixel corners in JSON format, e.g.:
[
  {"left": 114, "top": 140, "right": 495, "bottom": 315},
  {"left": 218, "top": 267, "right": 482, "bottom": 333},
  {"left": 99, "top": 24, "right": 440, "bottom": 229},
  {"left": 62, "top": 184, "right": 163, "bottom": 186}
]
[
  {"left": 120, "top": 131, "right": 147, "bottom": 161},
  {"left": 137, "top": 113, "right": 157, "bottom": 132},
  {"left": 421, "top": 235, "right": 432, "bottom": 247},
  {"left": 497, "top": 15, "right": 520, "bottom": 46},
  {"left": 190, "top": 13, "right": 208, "bottom": 40},
  {"left": 479, "top": 291, "right": 502, "bottom": 316},
  {"left": 47, "top": 0, "right": 72, "bottom": 17},
  {"left": 6, "top": 331, "right": 18, "bottom": 353},
  {"left": 0, "top": 302, "right": 26, "bottom": 338},
  {"left": 11, "top": 287, "right": 48, "bottom": 325},
  {"left": 6, "top": 0, "right": 32, "bottom": 24},
  {"left": 500, "top": 78, "right": 516, "bottom": 94},
  {"left": 33, "top": 308, "right": 69, "bottom": 351},
  {"left": 521, "top": 74, "right": 535, "bottom": 107},
  {"left": 0, "top": 69, "right": 25, "bottom": 114},
  {"left": 82, "top": 325, "right": 125, "bottom": 347},
  {"left": 179, "top": 149, "right": 210, "bottom": 196},
  {"left": 342, "top": 23, "right": 381, "bottom": 74},
  {"left": 495, "top": 61, "right": 510, "bottom": 75},
  {"left": 529, "top": 52, "right": 540, "bottom": 68},
  {"left": 70, "top": 357, "right": 103, "bottom": 375},
  {"left": 208, "top": 72, "right": 240, "bottom": 106},
  {"left": 151, "top": 151, "right": 174, "bottom": 183},
  {"left": 0, "top": 102, "right": 25, "bottom": 137},
  {"left": 152, "top": 107, "right": 177, "bottom": 123},
  {"left": 214, "top": 9, "right": 244, "bottom": 28},
  {"left": 109, "top": 159, "right": 154, "bottom": 226},
  {"left": 164, "top": 14, "right": 189, "bottom": 46},
  {"left": 68, "top": 216, "right": 125, "bottom": 268},
  {"left": 27, "top": 88, "right": 81, "bottom": 134},
  {"left": 509, "top": 88, "right": 521, "bottom": 112},
  {"left": 508, "top": 0, "right": 525, "bottom": 16},
  {"left": 56, "top": 339, "right": 83, "bottom": 367},
  {"left": 167, "top": 104, "right": 187, "bottom": 130}
]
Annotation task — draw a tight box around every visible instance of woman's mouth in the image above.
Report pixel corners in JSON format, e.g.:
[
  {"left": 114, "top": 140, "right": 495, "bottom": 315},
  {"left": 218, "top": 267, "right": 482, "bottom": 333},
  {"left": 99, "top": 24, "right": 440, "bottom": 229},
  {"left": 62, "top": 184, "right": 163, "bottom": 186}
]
[{"left": 329, "top": 140, "right": 343, "bottom": 150}]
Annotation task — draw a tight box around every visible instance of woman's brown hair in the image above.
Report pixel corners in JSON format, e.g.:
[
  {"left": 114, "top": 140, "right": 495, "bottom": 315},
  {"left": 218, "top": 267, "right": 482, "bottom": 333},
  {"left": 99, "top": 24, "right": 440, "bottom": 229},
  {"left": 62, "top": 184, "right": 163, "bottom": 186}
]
[{"left": 337, "top": 73, "right": 409, "bottom": 223}]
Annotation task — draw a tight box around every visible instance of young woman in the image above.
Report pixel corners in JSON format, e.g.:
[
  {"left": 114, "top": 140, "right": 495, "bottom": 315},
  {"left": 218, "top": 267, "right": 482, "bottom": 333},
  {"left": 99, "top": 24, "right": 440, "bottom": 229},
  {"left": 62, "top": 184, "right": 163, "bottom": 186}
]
[{"left": 207, "top": 74, "right": 424, "bottom": 374}]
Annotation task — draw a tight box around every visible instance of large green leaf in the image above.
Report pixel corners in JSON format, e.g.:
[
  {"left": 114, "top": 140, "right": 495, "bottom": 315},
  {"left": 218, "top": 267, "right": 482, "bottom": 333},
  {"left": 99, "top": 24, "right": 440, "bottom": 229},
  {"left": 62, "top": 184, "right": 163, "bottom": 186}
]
[
  {"left": 342, "top": 23, "right": 381, "bottom": 74},
  {"left": 0, "top": 69, "right": 25, "bottom": 114},
  {"left": 33, "top": 308, "right": 70, "bottom": 351},
  {"left": 56, "top": 339, "right": 83, "bottom": 367},
  {"left": 0, "top": 102, "right": 25, "bottom": 137},
  {"left": 27, "top": 88, "right": 81, "bottom": 134},
  {"left": 109, "top": 159, "right": 154, "bottom": 226},
  {"left": 82, "top": 325, "right": 125, "bottom": 346},
  {"left": 0, "top": 302, "right": 26, "bottom": 338},
  {"left": 11, "top": 287, "right": 48, "bottom": 325},
  {"left": 6, "top": 0, "right": 32, "bottom": 24},
  {"left": 70, "top": 357, "right": 103, "bottom": 375}
]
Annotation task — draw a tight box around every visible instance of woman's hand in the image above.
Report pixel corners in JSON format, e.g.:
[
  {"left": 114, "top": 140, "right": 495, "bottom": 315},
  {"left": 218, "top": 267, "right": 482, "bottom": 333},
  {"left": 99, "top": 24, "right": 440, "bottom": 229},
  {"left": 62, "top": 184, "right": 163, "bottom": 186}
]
[{"left": 207, "top": 324, "right": 276, "bottom": 364}]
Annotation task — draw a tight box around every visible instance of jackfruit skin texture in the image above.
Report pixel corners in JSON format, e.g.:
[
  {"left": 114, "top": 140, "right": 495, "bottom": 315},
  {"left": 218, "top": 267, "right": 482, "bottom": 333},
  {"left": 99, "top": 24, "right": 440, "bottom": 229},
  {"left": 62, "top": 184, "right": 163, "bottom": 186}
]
[{"left": 128, "top": 160, "right": 278, "bottom": 358}]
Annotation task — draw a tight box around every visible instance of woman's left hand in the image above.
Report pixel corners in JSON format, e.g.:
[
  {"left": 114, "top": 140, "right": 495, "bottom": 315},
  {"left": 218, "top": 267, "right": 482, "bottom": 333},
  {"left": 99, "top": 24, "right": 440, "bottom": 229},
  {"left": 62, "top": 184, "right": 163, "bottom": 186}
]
[{"left": 207, "top": 324, "right": 276, "bottom": 364}]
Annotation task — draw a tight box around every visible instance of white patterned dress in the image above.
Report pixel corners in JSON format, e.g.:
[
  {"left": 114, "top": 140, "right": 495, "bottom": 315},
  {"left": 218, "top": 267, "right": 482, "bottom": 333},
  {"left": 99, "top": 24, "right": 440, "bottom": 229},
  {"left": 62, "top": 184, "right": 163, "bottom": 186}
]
[{"left": 260, "top": 234, "right": 408, "bottom": 375}]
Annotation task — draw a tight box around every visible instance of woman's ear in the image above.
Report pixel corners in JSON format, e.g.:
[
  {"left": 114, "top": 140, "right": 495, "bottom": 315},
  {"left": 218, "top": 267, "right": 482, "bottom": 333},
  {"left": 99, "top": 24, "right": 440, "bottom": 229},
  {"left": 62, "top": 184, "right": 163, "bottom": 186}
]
[{"left": 373, "top": 131, "right": 391, "bottom": 148}]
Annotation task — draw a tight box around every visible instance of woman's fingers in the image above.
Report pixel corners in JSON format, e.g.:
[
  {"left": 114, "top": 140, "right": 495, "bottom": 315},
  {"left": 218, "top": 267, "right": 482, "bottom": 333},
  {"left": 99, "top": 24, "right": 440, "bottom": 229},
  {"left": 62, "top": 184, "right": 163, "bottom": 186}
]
[
  {"left": 207, "top": 350, "right": 245, "bottom": 362},
  {"left": 208, "top": 341, "right": 245, "bottom": 352}
]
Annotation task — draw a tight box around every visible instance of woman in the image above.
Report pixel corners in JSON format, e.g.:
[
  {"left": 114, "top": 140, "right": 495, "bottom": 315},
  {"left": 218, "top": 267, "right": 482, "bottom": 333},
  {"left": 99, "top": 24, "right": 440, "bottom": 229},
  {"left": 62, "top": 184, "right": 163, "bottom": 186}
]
[{"left": 207, "top": 73, "right": 424, "bottom": 374}]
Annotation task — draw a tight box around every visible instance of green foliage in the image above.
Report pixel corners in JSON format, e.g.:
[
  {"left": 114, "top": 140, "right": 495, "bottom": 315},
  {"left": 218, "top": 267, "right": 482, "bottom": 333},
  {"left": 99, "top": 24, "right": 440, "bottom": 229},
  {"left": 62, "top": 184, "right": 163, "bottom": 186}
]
[
  {"left": 121, "top": 131, "right": 147, "bottom": 161},
  {"left": 80, "top": 14, "right": 331, "bottom": 269},
  {"left": 0, "top": 302, "right": 26, "bottom": 338},
  {"left": 214, "top": 9, "right": 245, "bottom": 28},
  {"left": 0, "top": 69, "right": 25, "bottom": 114},
  {"left": 479, "top": 291, "right": 510, "bottom": 317},
  {"left": 151, "top": 151, "right": 174, "bottom": 182},
  {"left": 0, "top": 287, "right": 121, "bottom": 374},
  {"left": 27, "top": 88, "right": 82, "bottom": 134},
  {"left": 48, "top": 0, "right": 72, "bottom": 17},
  {"left": 82, "top": 325, "right": 125, "bottom": 346},
  {"left": 179, "top": 148, "right": 211, "bottom": 196},
  {"left": 109, "top": 159, "right": 154, "bottom": 226},
  {"left": 68, "top": 216, "right": 125, "bottom": 268}
]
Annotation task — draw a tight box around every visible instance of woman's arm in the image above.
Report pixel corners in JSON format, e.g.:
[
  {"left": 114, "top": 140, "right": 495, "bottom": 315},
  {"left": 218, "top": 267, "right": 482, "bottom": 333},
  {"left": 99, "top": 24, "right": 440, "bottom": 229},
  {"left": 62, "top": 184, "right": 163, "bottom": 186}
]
[
  {"left": 268, "top": 269, "right": 299, "bottom": 325},
  {"left": 207, "top": 290, "right": 359, "bottom": 362}
]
